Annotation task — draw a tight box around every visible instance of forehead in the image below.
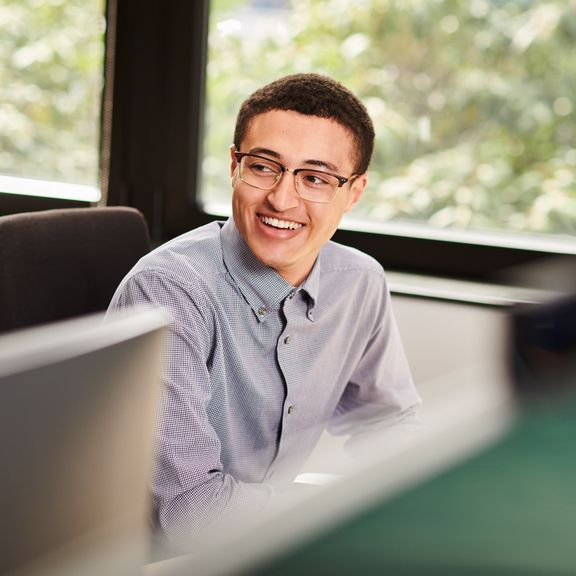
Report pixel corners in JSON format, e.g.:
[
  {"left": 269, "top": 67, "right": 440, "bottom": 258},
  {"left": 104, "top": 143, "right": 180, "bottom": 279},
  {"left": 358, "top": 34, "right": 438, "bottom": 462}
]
[{"left": 241, "top": 110, "right": 358, "bottom": 167}]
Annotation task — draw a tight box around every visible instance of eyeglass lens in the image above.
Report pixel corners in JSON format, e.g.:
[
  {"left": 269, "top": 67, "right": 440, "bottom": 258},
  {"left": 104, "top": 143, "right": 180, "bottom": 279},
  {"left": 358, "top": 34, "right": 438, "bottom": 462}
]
[{"left": 239, "top": 155, "right": 340, "bottom": 203}]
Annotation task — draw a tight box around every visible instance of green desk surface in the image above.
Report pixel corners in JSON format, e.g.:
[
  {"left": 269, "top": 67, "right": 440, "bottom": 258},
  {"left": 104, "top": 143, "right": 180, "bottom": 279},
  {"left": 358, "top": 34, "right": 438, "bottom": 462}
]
[{"left": 252, "top": 405, "right": 576, "bottom": 576}]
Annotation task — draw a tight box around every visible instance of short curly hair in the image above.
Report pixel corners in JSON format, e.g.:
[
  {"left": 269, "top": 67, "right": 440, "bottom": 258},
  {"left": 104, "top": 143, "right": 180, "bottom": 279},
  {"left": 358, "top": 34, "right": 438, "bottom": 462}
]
[{"left": 233, "top": 73, "right": 375, "bottom": 174}]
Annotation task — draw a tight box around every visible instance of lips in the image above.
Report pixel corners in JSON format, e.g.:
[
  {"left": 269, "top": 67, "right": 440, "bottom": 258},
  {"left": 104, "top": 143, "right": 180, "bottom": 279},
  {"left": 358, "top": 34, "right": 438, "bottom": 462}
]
[{"left": 259, "top": 215, "right": 303, "bottom": 230}]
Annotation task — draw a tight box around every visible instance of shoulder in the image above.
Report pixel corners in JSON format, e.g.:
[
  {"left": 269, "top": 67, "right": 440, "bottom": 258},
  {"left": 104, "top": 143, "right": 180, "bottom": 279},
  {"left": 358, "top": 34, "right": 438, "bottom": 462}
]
[
  {"left": 318, "top": 241, "right": 390, "bottom": 310},
  {"left": 131, "top": 221, "right": 226, "bottom": 285},
  {"left": 110, "top": 221, "right": 228, "bottom": 310},
  {"left": 109, "top": 223, "right": 230, "bottom": 339},
  {"left": 320, "top": 240, "right": 384, "bottom": 278}
]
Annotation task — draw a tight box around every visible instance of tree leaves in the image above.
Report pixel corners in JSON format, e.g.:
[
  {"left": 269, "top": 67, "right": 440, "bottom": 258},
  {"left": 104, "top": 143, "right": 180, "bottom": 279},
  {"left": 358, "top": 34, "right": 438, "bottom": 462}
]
[{"left": 205, "top": 0, "right": 576, "bottom": 237}]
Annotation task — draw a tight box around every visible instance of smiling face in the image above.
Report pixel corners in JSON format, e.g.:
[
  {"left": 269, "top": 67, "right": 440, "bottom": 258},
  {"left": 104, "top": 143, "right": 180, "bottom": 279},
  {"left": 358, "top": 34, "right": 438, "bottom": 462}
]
[{"left": 231, "top": 110, "right": 368, "bottom": 286}]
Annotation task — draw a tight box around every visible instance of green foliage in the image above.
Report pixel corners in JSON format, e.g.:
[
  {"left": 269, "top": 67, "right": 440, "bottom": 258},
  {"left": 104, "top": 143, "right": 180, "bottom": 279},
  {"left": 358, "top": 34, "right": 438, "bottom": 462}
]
[
  {"left": 205, "top": 0, "right": 576, "bottom": 237},
  {"left": 0, "top": 0, "right": 104, "bottom": 186}
]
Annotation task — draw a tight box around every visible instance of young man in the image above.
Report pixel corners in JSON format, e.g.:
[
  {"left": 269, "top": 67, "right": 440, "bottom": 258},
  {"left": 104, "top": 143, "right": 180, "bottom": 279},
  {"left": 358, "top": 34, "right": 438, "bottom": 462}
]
[{"left": 108, "top": 73, "right": 421, "bottom": 544}]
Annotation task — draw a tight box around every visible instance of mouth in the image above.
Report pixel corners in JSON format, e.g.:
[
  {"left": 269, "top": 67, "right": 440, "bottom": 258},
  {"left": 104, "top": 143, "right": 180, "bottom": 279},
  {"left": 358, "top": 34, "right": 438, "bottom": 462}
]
[{"left": 259, "top": 215, "right": 303, "bottom": 231}]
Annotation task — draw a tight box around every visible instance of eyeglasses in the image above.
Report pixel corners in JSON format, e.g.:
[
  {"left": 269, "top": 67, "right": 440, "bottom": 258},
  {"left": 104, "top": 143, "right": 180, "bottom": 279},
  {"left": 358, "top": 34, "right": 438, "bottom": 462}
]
[{"left": 234, "top": 152, "right": 356, "bottom": 204}]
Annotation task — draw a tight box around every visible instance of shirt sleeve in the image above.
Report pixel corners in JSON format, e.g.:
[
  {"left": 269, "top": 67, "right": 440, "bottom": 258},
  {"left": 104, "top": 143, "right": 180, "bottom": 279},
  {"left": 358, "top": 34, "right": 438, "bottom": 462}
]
[
  {"left": 108, "top": 270, "right": 274, "bottom": 544},
  {"left": 327, "top": 275, "right": 422, "bottom": 440}
]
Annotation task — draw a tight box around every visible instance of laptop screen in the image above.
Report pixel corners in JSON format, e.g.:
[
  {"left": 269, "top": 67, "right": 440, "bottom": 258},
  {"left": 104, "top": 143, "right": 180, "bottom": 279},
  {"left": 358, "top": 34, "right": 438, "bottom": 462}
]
[{"left": 0, "top": 307, "right": 169, "bottom": 576}]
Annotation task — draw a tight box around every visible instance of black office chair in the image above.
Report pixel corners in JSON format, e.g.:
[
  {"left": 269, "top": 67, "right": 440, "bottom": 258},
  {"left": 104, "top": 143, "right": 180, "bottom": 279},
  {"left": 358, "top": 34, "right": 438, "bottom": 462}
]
[{"left": 0, "top": 206, "right": 151, "bottom": 333}]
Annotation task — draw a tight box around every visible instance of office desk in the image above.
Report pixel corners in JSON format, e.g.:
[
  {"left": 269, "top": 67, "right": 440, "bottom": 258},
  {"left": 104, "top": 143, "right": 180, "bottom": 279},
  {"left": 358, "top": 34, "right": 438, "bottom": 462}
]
[
  {"left": 251, "top": 403, "right": 576, "bottom": 576},
  {"left": 144, "top": 366, "right": 575, "bottom": 576}
]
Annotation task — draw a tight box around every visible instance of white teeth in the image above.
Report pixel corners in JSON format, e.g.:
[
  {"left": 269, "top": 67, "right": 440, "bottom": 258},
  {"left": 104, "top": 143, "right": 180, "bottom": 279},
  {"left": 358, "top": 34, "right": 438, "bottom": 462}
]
[{"left": 260, "top": 216, "right": 303, "bottom": 230}]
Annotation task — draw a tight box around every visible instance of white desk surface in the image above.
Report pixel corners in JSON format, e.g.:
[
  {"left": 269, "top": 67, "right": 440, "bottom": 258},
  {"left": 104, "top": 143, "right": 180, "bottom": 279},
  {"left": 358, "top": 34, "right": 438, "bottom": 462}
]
[{"left": 144, "top": 361, "right": 516, "bottom": 576}]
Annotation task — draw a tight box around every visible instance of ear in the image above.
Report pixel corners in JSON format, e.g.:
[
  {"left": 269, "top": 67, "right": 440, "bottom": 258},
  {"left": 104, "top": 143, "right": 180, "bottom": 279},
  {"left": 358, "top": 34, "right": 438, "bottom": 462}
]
[
  {"left": 230, "top": 144, "right": 238, "bottom": 178},
  {"left": 344, "top": 172, "right": 368, "bottom": 213}
]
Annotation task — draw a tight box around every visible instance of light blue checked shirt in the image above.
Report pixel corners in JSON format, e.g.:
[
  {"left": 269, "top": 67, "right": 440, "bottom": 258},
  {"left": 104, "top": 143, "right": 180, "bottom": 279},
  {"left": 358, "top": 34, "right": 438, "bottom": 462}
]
[{"left": 108, "top": 218, "right": 420, "bottom": 540}]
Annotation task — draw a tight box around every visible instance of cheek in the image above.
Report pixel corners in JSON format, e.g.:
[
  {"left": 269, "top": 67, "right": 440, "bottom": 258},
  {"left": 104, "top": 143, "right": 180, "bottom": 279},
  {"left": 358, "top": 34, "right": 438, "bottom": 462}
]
[
  {"left": 309, "top": 206, "right": 341, "bottom": 239},
  {"left": 232, "top": 183, "right": 262, "bottom": 211},
  {"left": 231, "top": 184, "right": 244, "bottom": 217},
  {"left": 323, "top": 203, "right": 350, "bottom": 238}
]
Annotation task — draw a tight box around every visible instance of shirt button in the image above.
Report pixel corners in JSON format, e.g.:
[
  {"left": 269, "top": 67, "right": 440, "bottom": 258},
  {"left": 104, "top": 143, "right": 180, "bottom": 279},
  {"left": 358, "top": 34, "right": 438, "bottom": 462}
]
[
  {"left": 287, "top": 404, "right": 295, "bottom": 415},
  {"left": 258, "top": 306, "right": 268, "bottom": 316},
  {"left": 284, "top": 335, "right": 291, "bottom": 344}
]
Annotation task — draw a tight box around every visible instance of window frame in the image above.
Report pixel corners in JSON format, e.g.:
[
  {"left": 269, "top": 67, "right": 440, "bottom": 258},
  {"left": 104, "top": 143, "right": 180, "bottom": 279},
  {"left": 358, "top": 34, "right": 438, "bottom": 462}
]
[{"left": 93, "top": 0, "right": 576, "bottom": 284}]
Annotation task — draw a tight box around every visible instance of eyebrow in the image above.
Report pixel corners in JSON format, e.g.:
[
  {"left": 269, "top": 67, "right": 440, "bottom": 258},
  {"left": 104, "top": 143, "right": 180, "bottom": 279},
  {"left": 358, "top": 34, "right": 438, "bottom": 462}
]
[{"left": 247, "top": 147, "right": 340, "bottom": 173}]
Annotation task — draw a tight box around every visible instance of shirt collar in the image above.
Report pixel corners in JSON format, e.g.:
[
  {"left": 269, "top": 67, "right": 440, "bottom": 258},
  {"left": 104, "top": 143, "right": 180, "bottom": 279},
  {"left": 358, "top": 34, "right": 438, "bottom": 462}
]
[{"left": 220, "top": 218, "right": 294, "bottom": 322}]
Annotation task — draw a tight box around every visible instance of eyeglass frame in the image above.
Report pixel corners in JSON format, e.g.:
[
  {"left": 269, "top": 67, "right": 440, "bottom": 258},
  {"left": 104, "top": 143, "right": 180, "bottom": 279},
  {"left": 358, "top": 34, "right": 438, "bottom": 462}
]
[{"left": 233, "top": 151, "right": 358, "bottom": 203}]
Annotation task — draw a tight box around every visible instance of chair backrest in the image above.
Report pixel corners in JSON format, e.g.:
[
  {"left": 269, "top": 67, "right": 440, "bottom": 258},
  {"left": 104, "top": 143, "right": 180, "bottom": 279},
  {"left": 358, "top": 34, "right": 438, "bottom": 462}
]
[{"left": 0, "top": 207, "right": 151, "bottom": 334}]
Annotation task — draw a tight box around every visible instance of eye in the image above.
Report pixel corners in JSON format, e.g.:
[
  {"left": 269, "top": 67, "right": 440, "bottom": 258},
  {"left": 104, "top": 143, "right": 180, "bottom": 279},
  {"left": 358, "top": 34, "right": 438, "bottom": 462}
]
[
  {"left": 252, "top": 163, "right": 273, "bottom": 173},
  {"left": 302, "top": 171, "right": 334, "bottom": 187},
  {"left": 246, "top": 159, "right": 280, "bottom": 176}
]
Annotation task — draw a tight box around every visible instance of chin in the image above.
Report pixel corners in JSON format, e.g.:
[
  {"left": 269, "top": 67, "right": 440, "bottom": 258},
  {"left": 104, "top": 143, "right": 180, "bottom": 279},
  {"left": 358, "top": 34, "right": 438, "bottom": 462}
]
[{"left": 255, "top": 250, "right": 289, "bottom": 270}]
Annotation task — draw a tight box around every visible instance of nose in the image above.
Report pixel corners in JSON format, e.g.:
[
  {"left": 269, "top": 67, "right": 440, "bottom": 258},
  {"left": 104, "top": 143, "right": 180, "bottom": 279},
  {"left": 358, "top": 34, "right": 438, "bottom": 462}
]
[{"left": 266, "top": 171, "right": 300, "bottom": 212}]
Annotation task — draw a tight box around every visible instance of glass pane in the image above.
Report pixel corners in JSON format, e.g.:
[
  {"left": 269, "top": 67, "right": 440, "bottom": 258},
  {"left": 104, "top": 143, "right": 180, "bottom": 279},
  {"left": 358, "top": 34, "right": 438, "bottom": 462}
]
[
  {"left": 0, "top": 0, "right": 105, "bottom": 201},
  {"left": 204, "top": 0, "right": 576, "bottom": 241}
]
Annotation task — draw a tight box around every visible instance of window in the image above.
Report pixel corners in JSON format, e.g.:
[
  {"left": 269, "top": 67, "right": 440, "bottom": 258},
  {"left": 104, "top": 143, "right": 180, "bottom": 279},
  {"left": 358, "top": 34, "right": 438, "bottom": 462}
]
[
  {"left": 0, "top": 0, "right": 105, "bottom": 203},
  {"left": 204, "top": 0, "right": 576, "bottom": 250},
  {"left": 102, "top": 0, "right": 575, "bottom": 281}
]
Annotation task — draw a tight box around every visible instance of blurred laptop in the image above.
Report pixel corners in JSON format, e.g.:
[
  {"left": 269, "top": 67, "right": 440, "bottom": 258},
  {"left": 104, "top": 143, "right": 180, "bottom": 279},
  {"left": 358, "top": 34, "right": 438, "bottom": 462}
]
[{"left": 0, "top": 306, "right": 169, "bottom": 576}]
